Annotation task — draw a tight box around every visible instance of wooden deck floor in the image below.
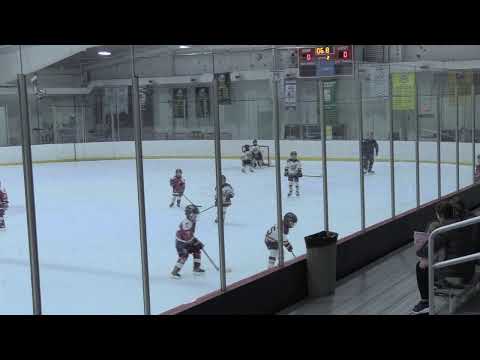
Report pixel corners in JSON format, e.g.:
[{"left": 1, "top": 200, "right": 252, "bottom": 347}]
[{"left": 281, "top": 244, "right": 421, "bottom": 315}]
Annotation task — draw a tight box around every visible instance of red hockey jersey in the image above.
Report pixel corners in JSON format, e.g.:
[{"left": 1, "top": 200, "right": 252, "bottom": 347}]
[
  {"left": 170, "top": 176, "right": 185, "bottom": 194},
  {"left": 176, "top": 218, "right": 196, "bottom": 243}
]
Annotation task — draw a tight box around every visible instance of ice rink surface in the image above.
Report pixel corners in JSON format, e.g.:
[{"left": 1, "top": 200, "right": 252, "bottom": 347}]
[{"left": 0, "top": 158, "right": 473, "bottom": 314}]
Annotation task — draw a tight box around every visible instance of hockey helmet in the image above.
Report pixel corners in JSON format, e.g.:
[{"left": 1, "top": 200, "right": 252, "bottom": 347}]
[
  {"left": 284, "top": 212, "right": 298, "bottom": 228},
  {"left": 290, "top": 151, "right": 298, "bottom": 158},
  {"left": 175, "top": 168, "right": 183, "bottom": 176},
  {"left": 243, "top": 144, "right": 250, "bottom": 152},
  {"left": 221, "top": 174, "right": 227, "bottom": 184},
  {"left": 185, "top": 204, "right": 199, "bottom": 220},
  {"left": 253, "top": 139, "right": 258, "bottom": 146}
]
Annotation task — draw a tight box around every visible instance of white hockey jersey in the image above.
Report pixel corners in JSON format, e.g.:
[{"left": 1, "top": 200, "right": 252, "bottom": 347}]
[
  {"left": 215, "top": 183, "right": 235, "bottom": 207},
  {"left": 285, "top": 158, "right": 302, "bottom": 176},
  {"left": 265, "top": 223, "right": 291, "bottom": 248},
  {"left": 241, "top": 150, "right": 254, "bottom": 162}
]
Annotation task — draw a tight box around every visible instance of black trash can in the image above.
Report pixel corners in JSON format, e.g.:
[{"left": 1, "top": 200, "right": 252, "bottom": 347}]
[{"left": 304, "top": 231, "right": 338, "bottom": 297}]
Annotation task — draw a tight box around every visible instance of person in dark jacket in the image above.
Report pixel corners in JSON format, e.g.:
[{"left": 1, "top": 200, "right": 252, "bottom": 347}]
[
  {"left": 411, "top": 200, "right": 477, "bottom": 314},
  {"left": 450, "top": 196, "right": 480, "bottom": 263},
  {"left": 361, "top": 132, "right": 379, "bottom": 174}
]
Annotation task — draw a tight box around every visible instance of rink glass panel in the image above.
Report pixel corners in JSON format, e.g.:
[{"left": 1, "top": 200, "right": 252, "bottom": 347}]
[
  {"left": 216, "top": 48, "right": 286, "bottom": 285},
  {"left": 27, "top": 52, "right": 144, "bottom": 314},
  {"left": 418, "top": 91, "right": 439, "bottom": 205},
  {"left": 361, "top": 70, "right": 392, "bottom": 228},
  {"left": 0, "top": 62, "right": 33, "bottom": 314},
  {"left": 279, "top": 78, "right": 325, "bottom": 258},
  {"left": 393, "top": 65, "right": 418, "bottom": 215},
  {"left": 324, "top": 78, "right": 359, "bottom": 237},
  {"left": 134, "top": 47, "right": 221, "bottom": 313},
  {"left": 439, "top": 76, "right": 459, "bottom": 197},
  {"left": 458, "top": 84, "right": 474, "bottom": 190}
]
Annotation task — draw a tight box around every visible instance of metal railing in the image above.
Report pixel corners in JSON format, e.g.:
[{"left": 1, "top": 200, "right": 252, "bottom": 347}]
[{"left": 428, "top": 215, "right": 480, "bottom": 315}]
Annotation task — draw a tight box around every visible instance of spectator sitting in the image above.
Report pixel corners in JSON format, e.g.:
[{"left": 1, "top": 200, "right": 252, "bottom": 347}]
[
  {"left": 451, "top": 196, "right": 480, "bottom": 264},
  {"left": 411, "top": 200, "right": 476, "bottom": 314}
]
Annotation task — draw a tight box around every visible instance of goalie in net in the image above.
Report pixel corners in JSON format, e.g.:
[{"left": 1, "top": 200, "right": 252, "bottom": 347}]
[{"left": 243, "top": 139, "right": 270, "bottom": 168}]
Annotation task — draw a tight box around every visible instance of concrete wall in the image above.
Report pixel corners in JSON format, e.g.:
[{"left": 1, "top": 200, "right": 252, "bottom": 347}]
[{"left": 0, "top": 140, "right": 477, "bottom": 165}]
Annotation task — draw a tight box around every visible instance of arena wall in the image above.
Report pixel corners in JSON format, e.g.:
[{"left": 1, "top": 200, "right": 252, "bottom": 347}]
[{"left": 0, "top": 140, "right": 476, "bottom": 166}]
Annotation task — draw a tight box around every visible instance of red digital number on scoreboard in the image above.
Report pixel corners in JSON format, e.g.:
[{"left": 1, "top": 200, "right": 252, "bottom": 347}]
[{"left": 340, "top": 49, "right": 351, "bottom": 60}]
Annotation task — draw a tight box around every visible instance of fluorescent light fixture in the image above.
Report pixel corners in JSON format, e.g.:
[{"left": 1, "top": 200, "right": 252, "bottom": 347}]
[
  {"left": 98, "top": 50, "right": 111, "bottom": 56},
  {"left": 179, "top": 45, "right": 190, "bottom": 49}
]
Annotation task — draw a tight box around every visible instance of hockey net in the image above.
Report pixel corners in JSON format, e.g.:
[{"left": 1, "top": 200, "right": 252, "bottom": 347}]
[
  {"left": 258, "top": 145, "right": 271, "bottom": 167},
  {"left": 243, "top": 144, "right": 271, "bottom": 167}
]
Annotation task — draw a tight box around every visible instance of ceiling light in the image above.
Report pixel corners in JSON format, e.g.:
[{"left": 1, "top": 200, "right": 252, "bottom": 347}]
[
  {"left": 179, "top": 45, "right": 190, "bottom": 49},
  {"left": 98, "top": 50, "right": 111, "bottom": 56}
]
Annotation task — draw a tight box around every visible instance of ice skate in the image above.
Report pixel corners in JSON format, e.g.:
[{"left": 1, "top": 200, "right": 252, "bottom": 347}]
[
  {"left": 215, "top": 218, "right": 218, "bottom": 223},
  {"left": 193, "top": 264, "right": 205, "bottom": 275},
  {"left": 170, "top": 268, "right": 181, "bottom": 279},
  {"left": 177, "top": 200, "right": 181, "bottom": 207},
  {"left": 241, "top": 168, "right": 246, "bottom": 173},
  {"left": 296, "top": 191, "right": 300, "bottom": 197},
  {"left": 169, "top": 202, "right": 174, "bottom": 208},
  {"left": 368, "top": 170, "right": 375, "bottom": 174},
  {"left": 193, "top": 268, "right": 205, "bottom": 275},
  {"left": 249, "top": 167, "right": 254, "bottom": 172},
  {"left": 0, "top": 219, "right": 5, "bottom": 231},
  {"left": 288, "top": 191, "right": 292, "bottom": 197}
]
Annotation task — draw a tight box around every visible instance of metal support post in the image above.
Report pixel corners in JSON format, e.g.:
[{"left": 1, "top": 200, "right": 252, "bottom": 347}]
[
  {"left": 131, "top": 46, "right": 151, "bottom": 315},
  {"left": 18, "top": 74, "right": 42, "bottom": 315}
]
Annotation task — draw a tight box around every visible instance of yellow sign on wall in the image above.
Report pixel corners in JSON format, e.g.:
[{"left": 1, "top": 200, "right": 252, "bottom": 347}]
[
  {"left": 326, "top": 125, "right": 333, "bottom": 140},
  {"left": 392, "top": 72, "right": 416, "bottom": 111}
]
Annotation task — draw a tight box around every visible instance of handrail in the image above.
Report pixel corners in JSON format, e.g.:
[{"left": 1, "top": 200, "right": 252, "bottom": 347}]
[
  {"left": 433, "top": 252, "right": 480, "bottom": 270},
  {"left": 428, "top": 215, "right": 480, "bottom": 315}
]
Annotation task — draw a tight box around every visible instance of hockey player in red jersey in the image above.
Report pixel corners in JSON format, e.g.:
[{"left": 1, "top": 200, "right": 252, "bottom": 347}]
[
  {"left": 475, "top": 155, "right": 480, "bottom": 183},
  {"left": 264, "top": 212, "right": 297, "bottom": 268},
  {"left": 169, "top": 169, "right": 186, "bottom": 208},
  {"left": 0, "top": 182, "right": 8, "bottom": 230},
  {"left": 171, "top": 205, "right": 205, "bottom": 279}
]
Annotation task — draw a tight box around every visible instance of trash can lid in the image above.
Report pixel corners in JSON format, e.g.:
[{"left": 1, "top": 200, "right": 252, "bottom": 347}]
[{"left": 304, "top": 231, "right": 338, "bottom": 249}]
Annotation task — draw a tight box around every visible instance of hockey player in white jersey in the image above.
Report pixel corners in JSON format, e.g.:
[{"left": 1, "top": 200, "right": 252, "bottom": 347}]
[
  {"left": 215, "top": 175, "right": 235, "bottom": 223},
  {"left": 251, "top": 139, "right": 264, "bottom": 168},
  {"left": 241, "top": 145, "right": 255, "bottom": 173},
  {"left": 284, "top": 151, "right": 302, "bottom": 197},
  {"left": 264, "top": 212, "right": 297, "bottom": 268}
]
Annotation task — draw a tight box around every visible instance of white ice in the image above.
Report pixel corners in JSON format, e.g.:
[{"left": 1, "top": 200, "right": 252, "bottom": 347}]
[{"left": 0, "top": 158, "right": 473, "bottom": 314}]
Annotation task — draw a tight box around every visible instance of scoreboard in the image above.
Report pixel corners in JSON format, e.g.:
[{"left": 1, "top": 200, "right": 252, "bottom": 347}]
[{"left": 298, "top": 45, "right": 354, "bottom": 78}]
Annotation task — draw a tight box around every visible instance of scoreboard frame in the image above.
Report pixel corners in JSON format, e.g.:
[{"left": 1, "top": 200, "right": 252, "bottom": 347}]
[{"left": 297, "top": 45, "right": 355, "bottom": 79}]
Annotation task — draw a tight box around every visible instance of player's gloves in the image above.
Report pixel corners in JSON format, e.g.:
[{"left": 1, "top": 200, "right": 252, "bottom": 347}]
[
  {"left": 284, "top": 169, "right": 288, "bottom": 177},
  {"left": 297, "top": 170, "right": 303, "bottom": 178}
]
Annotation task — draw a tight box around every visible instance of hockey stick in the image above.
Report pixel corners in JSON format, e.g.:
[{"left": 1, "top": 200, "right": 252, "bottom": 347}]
[
  {"left": 303, "top": 175, "right": 323, "bottom": 178},
  {"left": 201, "top": 248, "right": 232, "bottom": 273},
  {"left": 183, "top": 194, "right": 203, "bottom": 208},
  {"left": 200, "top": 204, "right": 216, "bottom": 214}
]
